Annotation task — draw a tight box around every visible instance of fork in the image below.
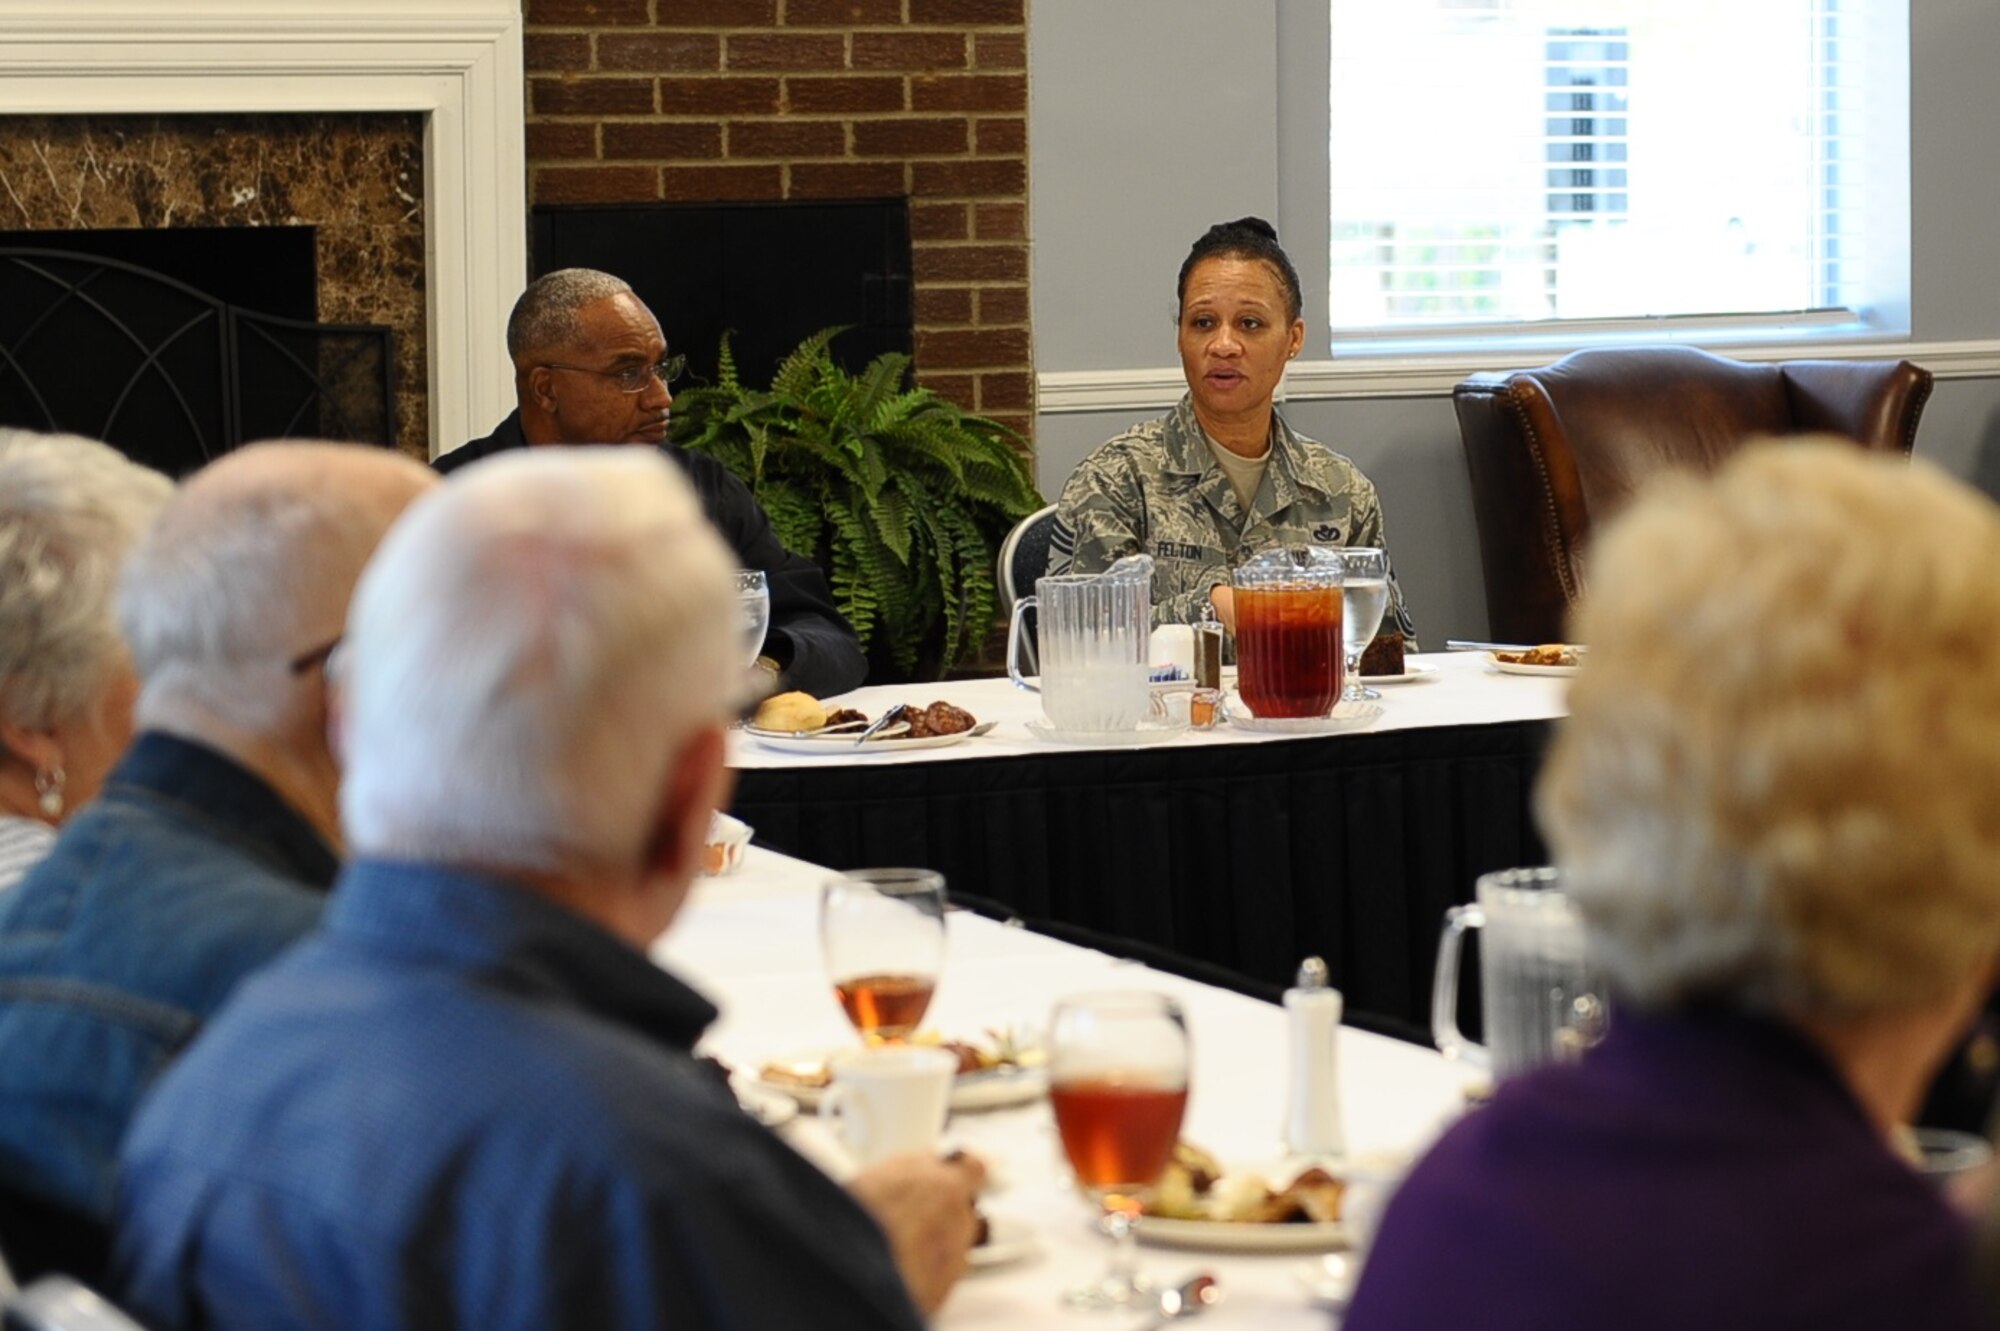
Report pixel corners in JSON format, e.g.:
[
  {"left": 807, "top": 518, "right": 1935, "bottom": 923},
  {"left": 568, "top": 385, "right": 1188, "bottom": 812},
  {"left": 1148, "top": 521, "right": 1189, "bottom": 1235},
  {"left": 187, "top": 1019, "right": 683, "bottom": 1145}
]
[{"left": 852, "top": 703, "right": 910, "bottom": 746}]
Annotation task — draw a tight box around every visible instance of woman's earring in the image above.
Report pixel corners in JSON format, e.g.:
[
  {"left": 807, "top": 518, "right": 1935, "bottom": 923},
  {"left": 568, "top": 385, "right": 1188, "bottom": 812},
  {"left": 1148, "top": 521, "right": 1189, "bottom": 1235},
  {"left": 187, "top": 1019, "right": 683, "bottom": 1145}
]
[{"left": 34, "top": 766, "right": 64, "bottom": 820}]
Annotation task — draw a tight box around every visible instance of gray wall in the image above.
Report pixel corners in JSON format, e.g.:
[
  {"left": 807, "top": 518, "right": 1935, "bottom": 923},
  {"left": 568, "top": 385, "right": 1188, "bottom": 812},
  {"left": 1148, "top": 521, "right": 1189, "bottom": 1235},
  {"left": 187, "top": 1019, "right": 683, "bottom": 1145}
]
[{"left": 1029, "top": 1, "right": 2000, "bottom": 644}]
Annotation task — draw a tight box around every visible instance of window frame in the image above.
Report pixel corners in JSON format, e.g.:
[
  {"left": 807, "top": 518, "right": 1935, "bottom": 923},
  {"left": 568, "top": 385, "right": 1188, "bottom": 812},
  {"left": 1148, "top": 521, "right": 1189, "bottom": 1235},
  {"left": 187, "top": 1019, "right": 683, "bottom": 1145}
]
[{"left": 1303, "top": 0, "right": 1913, "bottom": 372}]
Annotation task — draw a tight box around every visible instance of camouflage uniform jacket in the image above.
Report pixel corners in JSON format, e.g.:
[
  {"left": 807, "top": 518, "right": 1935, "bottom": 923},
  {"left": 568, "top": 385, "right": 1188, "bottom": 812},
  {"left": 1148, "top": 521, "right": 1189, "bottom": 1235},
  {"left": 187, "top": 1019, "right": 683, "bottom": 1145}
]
[{"left": 1048, "top": 394, "right": 1418, "bottom": 645}]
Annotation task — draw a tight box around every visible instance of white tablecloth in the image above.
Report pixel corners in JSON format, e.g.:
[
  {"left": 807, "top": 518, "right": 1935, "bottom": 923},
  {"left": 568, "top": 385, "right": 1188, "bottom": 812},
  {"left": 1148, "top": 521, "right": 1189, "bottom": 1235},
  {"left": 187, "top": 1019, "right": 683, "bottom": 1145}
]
[
  {"left": 656, "top": 846, "right": 1477, "bottom": 1327},
  {"left": 728, "top": 650, "right": 1569, "bottom": 768}
]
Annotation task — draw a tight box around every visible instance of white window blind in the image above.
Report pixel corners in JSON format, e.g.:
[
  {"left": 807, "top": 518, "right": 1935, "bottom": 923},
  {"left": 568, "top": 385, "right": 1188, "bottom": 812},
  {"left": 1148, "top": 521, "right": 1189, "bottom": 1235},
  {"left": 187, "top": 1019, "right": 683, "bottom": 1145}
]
[{"left": 1328, "top": 0, "right": 1907, "bottom": 336}]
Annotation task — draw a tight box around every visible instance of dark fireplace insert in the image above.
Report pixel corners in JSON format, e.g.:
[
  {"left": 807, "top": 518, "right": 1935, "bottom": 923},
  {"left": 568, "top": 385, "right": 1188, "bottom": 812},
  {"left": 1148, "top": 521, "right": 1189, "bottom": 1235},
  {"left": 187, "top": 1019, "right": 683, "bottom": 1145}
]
[
  {"left": 532, "top": 198, "right": 914, "bottom": 389},
  {"left": 0, "top": 227, "right": 395, "bottom": 477}
]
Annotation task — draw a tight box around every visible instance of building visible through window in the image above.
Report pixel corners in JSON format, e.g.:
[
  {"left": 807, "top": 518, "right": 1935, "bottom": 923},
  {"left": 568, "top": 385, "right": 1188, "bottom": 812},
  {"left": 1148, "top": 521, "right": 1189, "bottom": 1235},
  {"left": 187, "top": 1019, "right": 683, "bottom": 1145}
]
[{"left": 1328, "top": 0, "right": 1904, "bottom": 338}]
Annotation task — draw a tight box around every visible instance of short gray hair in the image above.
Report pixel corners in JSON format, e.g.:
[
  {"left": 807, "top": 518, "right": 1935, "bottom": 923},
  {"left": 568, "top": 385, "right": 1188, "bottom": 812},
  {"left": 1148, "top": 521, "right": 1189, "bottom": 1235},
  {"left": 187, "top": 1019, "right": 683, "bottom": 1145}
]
[
  {"left": 117, "top": 442, "right": 435, "bottom": 734},
  {"left": 0, "top": 431, "right": 172, "bottom": 732},
  {"left": 1537, "top": 441, "right": 2000, "bottom": 1019},
  {"left": 340, "top": 447, "right": 742, "bottom": 877},
  {"left": 506, "top": 268, "right": 635, "bottom": 363}
]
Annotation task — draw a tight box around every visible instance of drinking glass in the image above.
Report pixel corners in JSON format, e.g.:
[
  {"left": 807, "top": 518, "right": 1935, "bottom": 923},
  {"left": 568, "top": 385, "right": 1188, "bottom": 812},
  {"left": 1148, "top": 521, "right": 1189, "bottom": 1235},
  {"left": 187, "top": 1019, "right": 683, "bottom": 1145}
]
[
  {"left": 736, "top": 569, "right": 771, "bottom": 670},
  {"left": 1338, "top": 547, "right": 1389, "bottom": 703},
  {"left": 820, "top": 869, "right": 947, "bottom": 1044},
  {"left": 1048, "top": 991, "right": 1190, "bottom": 1310}
]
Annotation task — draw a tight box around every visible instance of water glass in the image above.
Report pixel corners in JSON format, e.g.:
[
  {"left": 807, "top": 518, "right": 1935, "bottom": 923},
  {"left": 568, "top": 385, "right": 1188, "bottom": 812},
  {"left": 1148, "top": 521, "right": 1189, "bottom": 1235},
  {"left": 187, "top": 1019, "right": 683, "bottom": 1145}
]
[
  {"left": 736, "top": 569, "right": 771, "bottom": 669},
  {"left": 1338, "top": 547, "right": 1389, "bottom": 702},
  {"left": 820, "top": 869, "right": 947, "bottom": 1044},
  {"left": 1048, "top": 991, "right": 1190, "bottom": 1310}
]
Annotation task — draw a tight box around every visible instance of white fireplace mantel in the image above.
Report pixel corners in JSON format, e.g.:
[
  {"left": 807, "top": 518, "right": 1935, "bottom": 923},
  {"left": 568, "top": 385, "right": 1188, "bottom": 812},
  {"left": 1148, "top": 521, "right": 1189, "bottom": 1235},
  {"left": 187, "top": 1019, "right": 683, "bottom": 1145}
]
[{"left": 0, "top": 0, "right": 528, "bottom": 454}]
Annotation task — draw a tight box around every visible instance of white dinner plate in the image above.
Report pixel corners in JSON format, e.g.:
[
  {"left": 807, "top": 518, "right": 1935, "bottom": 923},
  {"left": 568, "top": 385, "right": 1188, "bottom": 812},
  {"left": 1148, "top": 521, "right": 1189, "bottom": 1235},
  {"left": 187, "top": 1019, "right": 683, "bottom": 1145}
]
[
  {"left": 1133, "top": 1214, "right": 1350, "bottom": 1253},
  {"left": 751, "top": 1049, "right": 1048, "bottom": 1113},
  {"left": 1483, "top": 652, "right": 1580, "bottom": 678},
  {"left": 1224, "top": 699, "right": 1384, "bottom": 735},
  {"left": 746, "top": 728, "right": 977, "bottom": 756},
  {"left": 1359, "top": 663, "right": 1437, "bottom": 686},
  {"left": 731, "top": 1077, "right": 799, "bottom": 1130},
  {"left": 1024, "top": 721, "right": 1187, "bottom": 748},
  {"left": 967, "top": 1215, "right": 1041, "bottom": 1272}
]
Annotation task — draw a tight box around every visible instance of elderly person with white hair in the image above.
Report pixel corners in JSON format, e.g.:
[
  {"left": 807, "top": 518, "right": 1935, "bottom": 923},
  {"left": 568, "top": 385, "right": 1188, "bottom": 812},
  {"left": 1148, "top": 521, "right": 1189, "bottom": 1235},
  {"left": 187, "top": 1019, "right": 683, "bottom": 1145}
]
[
  {"left": 0, "top": 431, "right": 171, "bottom": 888},
  {"left": 114, "top": 448, "right": 984, "bottom": 1331},
  {"left": 1347, "top": 442, "right": 2000, "bottom": 1331},
  {"left": 0, "top": 441, "right": 434, "bottom": 1282}
]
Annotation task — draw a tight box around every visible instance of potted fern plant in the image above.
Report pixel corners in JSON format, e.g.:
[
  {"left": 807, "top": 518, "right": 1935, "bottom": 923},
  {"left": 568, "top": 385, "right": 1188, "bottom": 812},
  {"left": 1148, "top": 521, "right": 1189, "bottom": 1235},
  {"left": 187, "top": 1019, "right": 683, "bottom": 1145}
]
[{"left": 669, "top": 328, "right": 1044, "bottom": 681}]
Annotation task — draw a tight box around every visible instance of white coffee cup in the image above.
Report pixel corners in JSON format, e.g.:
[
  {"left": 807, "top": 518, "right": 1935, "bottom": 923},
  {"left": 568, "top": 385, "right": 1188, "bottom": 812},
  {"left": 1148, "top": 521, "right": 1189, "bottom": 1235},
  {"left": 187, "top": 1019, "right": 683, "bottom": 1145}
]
[{"left": 819, "top": 1045, "right": 956, "bottom": 1165}]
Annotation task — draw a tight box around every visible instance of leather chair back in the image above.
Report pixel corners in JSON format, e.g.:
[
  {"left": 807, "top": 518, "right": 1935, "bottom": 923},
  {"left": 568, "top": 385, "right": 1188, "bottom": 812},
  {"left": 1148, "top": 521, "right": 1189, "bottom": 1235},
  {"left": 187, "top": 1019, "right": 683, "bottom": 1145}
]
[{"left": 1454, "top": 346, "right": 1931, "bottom": 643}]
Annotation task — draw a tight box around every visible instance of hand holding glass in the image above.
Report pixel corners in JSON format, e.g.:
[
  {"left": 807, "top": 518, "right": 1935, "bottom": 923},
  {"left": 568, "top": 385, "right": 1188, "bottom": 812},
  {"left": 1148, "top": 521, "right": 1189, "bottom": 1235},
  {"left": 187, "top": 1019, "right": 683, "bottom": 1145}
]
[
  {"left": 1048, "top": 991, "right": 1190, "bottom": 1310},
  {"left": 820, "top": 869, "right": 947, "bottom": 1043}
]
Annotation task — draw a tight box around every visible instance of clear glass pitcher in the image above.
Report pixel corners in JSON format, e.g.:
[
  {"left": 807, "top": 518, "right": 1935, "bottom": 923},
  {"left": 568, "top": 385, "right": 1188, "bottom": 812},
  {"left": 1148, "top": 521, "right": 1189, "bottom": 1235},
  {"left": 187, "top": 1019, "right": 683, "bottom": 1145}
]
[
  {"left": 1232, "top": 545, "right": 1344, "bottom": 719},
  {"left": 1431, "top": 867, "right": 1609, "bottom": 1081},
  {"left": 1007, "top": 554, "right": 1153, "bottom": 732}
]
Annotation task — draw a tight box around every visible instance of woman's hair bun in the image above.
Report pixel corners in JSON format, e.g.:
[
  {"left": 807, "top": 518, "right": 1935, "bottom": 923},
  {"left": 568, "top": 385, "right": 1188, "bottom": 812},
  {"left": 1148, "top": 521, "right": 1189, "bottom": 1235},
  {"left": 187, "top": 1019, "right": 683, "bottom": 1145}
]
[
  {"left": 1178, "top": 216, "right": 1302, "bottom": 322},
  {"left": 1221, "top": 216, "right": 1278, "bottom": 241}
]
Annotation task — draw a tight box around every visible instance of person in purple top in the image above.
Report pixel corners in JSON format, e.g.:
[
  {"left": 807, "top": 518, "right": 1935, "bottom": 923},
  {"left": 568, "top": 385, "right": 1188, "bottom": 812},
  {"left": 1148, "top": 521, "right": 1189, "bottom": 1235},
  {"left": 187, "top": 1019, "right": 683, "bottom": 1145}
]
[{"left": 1348, "top": 441, "right": 2000, "bottom": 1331}]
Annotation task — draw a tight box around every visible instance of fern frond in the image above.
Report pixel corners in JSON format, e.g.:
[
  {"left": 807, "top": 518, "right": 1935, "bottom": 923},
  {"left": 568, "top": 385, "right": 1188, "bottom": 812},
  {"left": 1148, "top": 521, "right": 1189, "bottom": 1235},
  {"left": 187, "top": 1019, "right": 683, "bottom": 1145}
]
[
  {"left": 824, "top": 503, "right": 879, "bottom": 649},
  {"left": 772, "top": 326, "right": 847, "bottom": 400},
  {"left": 868, "top": 480, "right": 916, "bottom": 564},
  {"left": 758, "top": 481, "right": 822, "bottom": 559},
  {"left": 716, "top": 333, "right": 741, "bottom": 393}
]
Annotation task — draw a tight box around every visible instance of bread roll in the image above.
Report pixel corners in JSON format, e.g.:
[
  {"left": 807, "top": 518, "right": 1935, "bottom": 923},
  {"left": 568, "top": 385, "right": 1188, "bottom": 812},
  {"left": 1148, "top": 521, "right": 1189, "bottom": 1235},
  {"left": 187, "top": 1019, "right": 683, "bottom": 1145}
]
[{"left": 752, "top": 691, "right": 826, "bottom": 733}]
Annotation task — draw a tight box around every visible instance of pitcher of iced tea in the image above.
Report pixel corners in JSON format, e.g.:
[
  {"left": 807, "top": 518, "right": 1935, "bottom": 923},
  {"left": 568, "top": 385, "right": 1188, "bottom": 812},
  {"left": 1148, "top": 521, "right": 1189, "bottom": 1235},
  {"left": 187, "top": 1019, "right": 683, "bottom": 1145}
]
[{"left": 1233, "top": 545, "right": 1343, "bottom": 718}]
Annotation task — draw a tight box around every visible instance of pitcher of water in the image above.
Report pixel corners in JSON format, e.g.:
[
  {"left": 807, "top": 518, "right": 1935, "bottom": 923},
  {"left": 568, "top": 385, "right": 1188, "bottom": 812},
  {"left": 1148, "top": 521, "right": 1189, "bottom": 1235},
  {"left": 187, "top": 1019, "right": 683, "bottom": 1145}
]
[
  {"left": 1006, "top": 554, "right": 1153, "bottom": 732},
  {"left": 1432, "top": 867, "right": 1609, "bottom": 1081}
]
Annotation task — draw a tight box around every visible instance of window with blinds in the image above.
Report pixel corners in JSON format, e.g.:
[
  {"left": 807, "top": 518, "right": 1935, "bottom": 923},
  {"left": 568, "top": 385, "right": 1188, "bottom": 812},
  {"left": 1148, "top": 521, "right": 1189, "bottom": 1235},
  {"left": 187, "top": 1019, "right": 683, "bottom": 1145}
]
[{"left": 1328, "top": 0, "right": 1907, "bottom": 337}]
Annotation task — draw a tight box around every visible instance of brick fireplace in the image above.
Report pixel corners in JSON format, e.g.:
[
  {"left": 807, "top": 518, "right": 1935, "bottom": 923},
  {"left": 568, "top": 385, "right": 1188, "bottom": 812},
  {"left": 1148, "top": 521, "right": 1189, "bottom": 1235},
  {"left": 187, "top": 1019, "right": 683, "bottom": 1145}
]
[
  {"left": 0, "top": 2, "right": 529, "bottom": 457},
  {"left": 522, "top": 0, "right": 1036, "bottom": 446}
]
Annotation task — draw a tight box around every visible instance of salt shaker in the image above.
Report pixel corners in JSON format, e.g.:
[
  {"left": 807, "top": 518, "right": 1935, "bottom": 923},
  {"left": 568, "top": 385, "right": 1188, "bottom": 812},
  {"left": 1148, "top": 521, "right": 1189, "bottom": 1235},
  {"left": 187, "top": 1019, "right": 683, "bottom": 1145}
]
[{"left": 1283, "top": 956, "right": 1348, "bottom": 1160}]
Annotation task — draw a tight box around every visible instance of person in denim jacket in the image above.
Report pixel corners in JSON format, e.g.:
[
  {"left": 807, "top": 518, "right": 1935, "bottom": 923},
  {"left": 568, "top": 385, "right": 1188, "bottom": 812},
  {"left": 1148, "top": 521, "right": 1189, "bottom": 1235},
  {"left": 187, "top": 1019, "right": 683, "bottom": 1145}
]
[
  {"left": 0, "top": 442, "right": 434, "bottom": 1279},
  {"left": 117, "top": 450, "right": 982, "bottom": 1331}
]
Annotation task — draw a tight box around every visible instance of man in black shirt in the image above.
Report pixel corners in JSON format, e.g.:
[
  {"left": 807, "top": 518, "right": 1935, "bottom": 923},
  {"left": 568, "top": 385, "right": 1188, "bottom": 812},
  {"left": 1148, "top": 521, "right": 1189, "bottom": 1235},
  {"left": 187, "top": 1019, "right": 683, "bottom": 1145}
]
[{"left": 437, "top": 268, "right": 867, "bottom": 698}]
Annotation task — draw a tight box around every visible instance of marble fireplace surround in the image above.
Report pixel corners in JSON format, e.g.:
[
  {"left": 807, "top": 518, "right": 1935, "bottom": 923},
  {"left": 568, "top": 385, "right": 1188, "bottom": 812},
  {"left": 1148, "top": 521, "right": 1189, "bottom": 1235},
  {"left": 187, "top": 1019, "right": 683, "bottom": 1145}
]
[{"left": 0, "top": 0, "right": 527, "bottom": 454}]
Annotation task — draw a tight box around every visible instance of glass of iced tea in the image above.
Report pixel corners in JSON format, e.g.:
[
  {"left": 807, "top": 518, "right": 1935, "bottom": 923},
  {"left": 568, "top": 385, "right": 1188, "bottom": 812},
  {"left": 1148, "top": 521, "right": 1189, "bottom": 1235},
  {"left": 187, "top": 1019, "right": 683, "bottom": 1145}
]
[
  {"left": 1048, "top": 991, "right": 1190, "bottom": 1309},
  {"left": 820, "top": 869, "right": 947, "bottom": 1044},
  {"left": 1233, "top": 545, "right": 1344, "bottom": 718}
]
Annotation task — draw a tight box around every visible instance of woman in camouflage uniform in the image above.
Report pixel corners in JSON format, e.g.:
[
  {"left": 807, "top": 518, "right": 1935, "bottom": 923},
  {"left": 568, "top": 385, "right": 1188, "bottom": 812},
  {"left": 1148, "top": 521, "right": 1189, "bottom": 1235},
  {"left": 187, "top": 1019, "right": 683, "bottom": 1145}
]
[{"left": 1047, "top": 218, "right": 1416, "bottom": 644}]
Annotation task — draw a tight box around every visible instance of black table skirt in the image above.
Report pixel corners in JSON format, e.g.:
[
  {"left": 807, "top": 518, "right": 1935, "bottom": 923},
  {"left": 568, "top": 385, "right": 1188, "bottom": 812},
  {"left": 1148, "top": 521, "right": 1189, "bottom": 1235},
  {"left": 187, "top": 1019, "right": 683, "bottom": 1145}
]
[{"left": 732, "top": 718, "right": 1551, "bottom": 1035}]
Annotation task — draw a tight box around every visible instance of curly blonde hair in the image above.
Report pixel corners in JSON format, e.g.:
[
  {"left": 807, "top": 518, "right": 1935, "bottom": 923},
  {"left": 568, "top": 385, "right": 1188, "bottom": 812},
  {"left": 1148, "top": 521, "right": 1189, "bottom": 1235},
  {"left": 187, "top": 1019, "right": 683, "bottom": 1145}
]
[{"left": 1536, "top": 440, "right": 2000, "bottom": 1018}]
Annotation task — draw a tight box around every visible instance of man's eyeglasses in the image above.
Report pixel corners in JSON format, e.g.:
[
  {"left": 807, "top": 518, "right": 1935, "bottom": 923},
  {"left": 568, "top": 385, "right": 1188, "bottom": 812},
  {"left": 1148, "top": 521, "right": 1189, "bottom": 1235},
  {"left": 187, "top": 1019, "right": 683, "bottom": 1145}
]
[{"left": 542, "top": 354, "right": 686, "bottom": 395}]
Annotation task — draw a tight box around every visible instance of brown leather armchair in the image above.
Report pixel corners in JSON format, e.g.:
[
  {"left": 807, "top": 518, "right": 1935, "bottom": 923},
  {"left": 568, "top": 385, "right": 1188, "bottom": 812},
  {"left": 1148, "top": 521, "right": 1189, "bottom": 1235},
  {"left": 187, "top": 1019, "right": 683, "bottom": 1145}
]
[{"left": 1454, "top": 346, "right": 1932, "bottom": 643}]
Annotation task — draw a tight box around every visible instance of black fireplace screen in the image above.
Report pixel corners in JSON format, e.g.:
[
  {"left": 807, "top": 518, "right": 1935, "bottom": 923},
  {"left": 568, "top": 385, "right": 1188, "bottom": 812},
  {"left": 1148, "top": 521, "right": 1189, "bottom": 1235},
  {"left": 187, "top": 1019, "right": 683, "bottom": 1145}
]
[{"left": 0, "top": 248, "right": 395, "bottom": 477}]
